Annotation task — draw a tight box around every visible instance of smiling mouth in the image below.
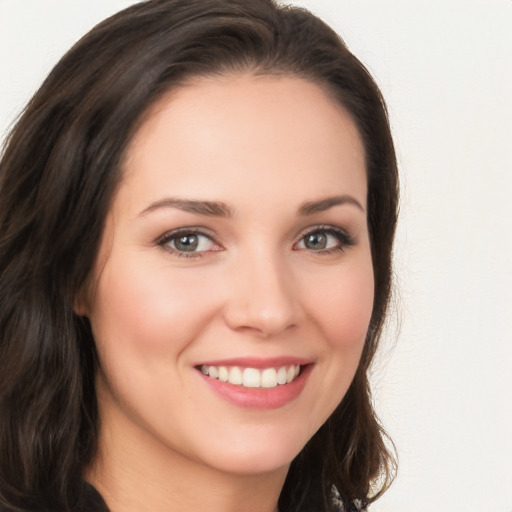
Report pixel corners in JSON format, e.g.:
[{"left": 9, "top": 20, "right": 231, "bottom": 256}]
[{"left": 198, "top": 364, "right": 302, "bottom": 389}]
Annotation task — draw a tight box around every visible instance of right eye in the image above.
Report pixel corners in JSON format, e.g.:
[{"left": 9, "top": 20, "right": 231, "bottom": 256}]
[{"left": 157, "top": 229, "right": 221, "bottom": 257}]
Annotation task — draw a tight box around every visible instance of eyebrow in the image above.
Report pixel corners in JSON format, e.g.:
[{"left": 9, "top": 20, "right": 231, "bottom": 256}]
[
  {"left": 298, "top": 195, "right": 365, "bottom": 215},
  {"left": 139, "top": 194, "right": 364, "bottom": 218},
  {"left": 139, "top": 198, "right": 233, "bottom": 217}
]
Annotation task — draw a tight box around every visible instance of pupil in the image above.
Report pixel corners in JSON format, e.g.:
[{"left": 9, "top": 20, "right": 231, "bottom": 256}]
[
  {"left": 306, "top": 233, "right": 327, "bottom": 250},
  {"left": 176, "top": 234, "right": 198, "bottom": 251}
]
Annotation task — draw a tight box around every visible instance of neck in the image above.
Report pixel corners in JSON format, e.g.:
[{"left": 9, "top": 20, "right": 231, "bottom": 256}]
[{"left": 85, "top": 409, "right": 288, "bottom": 512}]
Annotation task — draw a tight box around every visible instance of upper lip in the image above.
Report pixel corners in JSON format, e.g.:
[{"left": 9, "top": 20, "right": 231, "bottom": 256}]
[{"left": 195, "top": 356, "right": 312, "bottom": 369}]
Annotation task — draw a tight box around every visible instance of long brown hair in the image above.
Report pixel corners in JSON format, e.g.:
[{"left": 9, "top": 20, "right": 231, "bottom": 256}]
[{"left": 0, "top": 1, "right": 398, "bottom": 510}]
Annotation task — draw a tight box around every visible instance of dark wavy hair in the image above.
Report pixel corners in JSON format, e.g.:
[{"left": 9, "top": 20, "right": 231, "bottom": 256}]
[{"left": 0, "top": 1, "right": 398, "bottom": 511}]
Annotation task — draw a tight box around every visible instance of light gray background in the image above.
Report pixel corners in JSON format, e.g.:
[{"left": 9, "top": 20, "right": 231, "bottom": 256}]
[{"left": 1, "top": 1, "right": 511, "bottom": 511}]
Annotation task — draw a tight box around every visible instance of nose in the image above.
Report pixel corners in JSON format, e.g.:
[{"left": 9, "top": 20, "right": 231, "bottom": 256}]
[{"left": 222, "top": 250, "right": 299, "bottom": 338}]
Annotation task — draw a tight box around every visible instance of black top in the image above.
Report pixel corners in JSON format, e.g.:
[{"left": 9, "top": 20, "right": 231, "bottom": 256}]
[
  {"left": 81, "top": 485, "right": 367, "bottom": 512},
  {"left": 82, "top": 484, "right": 110, "bottom": 511},
  {"left": 0, "top": 483, "right": 366, "bottom": 512},
  {"left": 0, "top": 484, "right": 108, "bottom": 512}
]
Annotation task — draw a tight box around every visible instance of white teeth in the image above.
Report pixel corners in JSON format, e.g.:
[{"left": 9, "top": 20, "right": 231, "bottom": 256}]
[
  {"left": 218, "top": 366, "right": 229, "bottom": 382},
  {"left": 229, "top": 366, "right": 243, "bottom": 385},
  {"left": 242, "top": 368, "right": 260, "bottom": 388},
  {"left": 261, "top": 368, "right": 277, "bottom": 388},
  {"left": 277, "top": 366, "right": 288, "bottom": 385},
  {"left": 200, "top": 364, "right": 302, "bottom": 388}
]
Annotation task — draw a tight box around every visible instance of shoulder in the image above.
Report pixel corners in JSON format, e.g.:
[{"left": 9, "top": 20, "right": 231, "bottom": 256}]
[
  {"left": 0, "top": 483, "right": 109, "bottom": 512},
  {"left": 297, "top": 489, "right": 367, "bottom": 512},
  {"left": 330, "top": 487, "right": 367, "bottom": 512},
  {"left": 80, "top": 482, "right": 110, "bottom": 512}
]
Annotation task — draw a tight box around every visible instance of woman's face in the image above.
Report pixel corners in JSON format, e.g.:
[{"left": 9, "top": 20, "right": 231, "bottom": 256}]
[{"left": 83, "top": 74, "right": 373, "bottom": 476}]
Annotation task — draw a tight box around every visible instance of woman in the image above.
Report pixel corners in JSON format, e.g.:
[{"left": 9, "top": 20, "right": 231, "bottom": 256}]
[{"left": 0, "top": 1, "right": 398, "bottom": 511}]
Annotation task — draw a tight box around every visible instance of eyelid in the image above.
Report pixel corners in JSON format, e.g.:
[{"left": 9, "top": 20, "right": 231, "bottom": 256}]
[
  {"left": 155, "top": 226, "right": 214, "bottom": 243},
  {"left": 155, "top": 227, "right": 222, "bottom": 256},
  {"left": 154, "top": 224, "right": 355, "bottom": 257},
  {"left": 294, "top": 225, "right": 356, "bottom": 251}
]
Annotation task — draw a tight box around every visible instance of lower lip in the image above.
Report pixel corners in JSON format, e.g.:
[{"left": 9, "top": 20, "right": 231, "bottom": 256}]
[{"left": 198, "top": 365, "right": 313, "bottom": 410}]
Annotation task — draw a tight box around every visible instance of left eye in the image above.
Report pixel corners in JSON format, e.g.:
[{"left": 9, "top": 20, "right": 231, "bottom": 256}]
[
  {"left": 164, "top": 232, "right": 216, "bottom": 253},
  {"left": 296, "top": 229, "right": 349, "bottom": 252}
]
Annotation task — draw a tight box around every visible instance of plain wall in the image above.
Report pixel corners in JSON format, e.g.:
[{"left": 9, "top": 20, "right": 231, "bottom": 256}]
[{"left": 1, "top": 1, "right": 511, "bottom": 511}]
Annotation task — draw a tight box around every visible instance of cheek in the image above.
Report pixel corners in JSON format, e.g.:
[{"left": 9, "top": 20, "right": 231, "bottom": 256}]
[
  {"left": 295, "top": 255, "right": 374, "bottom": 435},
  {"left": 88, "top": 253, "right": 218, "bottom": 361},
  {"left": 306, "top": 258, "right": 374, "bottom": 352},
  {"left": 87, "top": 255, "right": 222, "bottom": 432}
]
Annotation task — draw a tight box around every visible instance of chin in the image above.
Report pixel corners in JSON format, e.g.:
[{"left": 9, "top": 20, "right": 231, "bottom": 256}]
[
  {"left": 194, "top": 428, "right": 310, "bottom": 476},
  {"left": 208, "top": 451, "right": 295, "bottom": 476}
]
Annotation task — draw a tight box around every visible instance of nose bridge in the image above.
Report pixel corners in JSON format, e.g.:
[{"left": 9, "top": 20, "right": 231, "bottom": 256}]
[{"left": 223, "top": 244, "right": 297, "bottom": 337}]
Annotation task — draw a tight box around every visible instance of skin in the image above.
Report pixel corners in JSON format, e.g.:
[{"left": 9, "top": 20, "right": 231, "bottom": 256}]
[{"left": 81, "top": 74, "right": 374, "bottom": 512}]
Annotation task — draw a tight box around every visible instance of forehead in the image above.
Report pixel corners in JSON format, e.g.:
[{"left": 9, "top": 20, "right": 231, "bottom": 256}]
[{"left": 118, "top": 73, "right": 367, "bottom": 213}]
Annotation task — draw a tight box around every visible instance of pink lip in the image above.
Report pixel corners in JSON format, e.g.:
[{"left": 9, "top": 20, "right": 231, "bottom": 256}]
[
  {"left": 196, "top": 356, "right": 311, "bottom": 369},
  {"left": 196, "top": 362, "right": 314, "bottom": 410}
]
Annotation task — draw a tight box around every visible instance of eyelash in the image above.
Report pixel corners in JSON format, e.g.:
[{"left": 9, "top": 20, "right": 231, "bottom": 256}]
[
  {"left": 295, "top": 225, "right": 356, "bottom": 255},
  {"left": 156, "top": 225, "right": 355, "bottom": 259},
  {"left": 156, "top": 228, "right": 218, "bottom": 258}
]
